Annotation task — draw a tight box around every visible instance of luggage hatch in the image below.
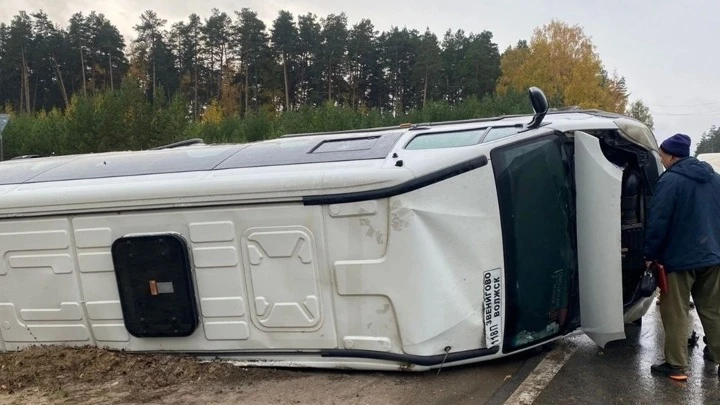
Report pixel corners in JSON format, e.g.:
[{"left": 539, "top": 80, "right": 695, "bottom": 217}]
[{"left": 111, "top": 233, "right": 199, "bottom": 338}]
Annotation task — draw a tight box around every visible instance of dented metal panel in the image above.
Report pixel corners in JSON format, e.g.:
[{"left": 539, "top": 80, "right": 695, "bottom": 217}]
[{"left": 334, "top": 162, "right": 504, "bottom": 355}]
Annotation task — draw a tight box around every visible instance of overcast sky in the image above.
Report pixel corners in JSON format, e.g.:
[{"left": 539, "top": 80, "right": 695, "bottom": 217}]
[{"left": 3, "top": 0, "right": 719, "bottom": 152}]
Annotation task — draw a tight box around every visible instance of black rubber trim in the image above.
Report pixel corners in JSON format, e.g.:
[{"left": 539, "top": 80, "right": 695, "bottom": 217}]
[
  {"left": 320, "top": 345, "right": 500, "bottom": 366},
  {"left": 303, "top": 154, "right": 489, "bottom": 206},
  {"left": 108, "top": 346, "right": 499, "bottom": 368}
]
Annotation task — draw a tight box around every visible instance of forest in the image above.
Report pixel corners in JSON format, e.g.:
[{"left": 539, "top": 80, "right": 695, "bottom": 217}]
[{"left": 0, "top": 9, "right": 651, "bottom": 158}]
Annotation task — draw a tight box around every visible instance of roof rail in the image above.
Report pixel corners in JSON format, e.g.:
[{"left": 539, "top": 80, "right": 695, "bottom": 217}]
[
  {"left": 280, "top": 124, "right": 408, "bottom": 138},
  {"left": 150, "top": 138, "right": 205, "bottom": 150},
  {"left": 10, "top": 154, "right": 41, "bottom": 160},
  {"left": 411, "top": 113, "right": 532, "bottom": 128},
  {"left": 279, "top": 114, "right": 538, "bottom": 138},
  {"left": 278, "top": 91, "right": 623, "bottom": 139}
]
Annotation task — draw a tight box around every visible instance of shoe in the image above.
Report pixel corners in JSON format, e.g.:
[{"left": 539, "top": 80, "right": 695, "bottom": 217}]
[{"left": 651, "top": 362, "right": 688, "bottom": 381}]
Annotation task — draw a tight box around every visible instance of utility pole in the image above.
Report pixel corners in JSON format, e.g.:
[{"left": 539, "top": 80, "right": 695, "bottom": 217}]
[{"left": 0, "top": 114, "right": 9, "bottom": 161}]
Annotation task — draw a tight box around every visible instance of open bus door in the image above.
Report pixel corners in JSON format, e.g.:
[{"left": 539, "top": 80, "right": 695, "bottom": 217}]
[
  {"left": 492, "top": 129, "right": 627, "bottom": 352},
  {"left": 574, "top": 130, "right": 626, "bottom": 348}
]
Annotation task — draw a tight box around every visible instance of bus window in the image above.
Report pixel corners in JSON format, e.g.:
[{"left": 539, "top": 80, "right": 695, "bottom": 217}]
[
  {"left": 404, "top": 129, "right": 486, "bottom": 150},
  {"left": 482, "top": 126, "right": 523, "bottom": 143}
]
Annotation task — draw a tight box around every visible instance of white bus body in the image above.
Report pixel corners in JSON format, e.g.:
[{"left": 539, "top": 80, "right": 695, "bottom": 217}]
[
  {"left": 698, "top": 152, "right": 720, "bottom": 171},
  {"left": 0, "top": 89, "right": 662, "bottom": 370}
]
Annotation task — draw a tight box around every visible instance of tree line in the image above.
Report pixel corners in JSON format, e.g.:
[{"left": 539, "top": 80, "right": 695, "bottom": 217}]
[
  {"left": 1, "top": 9, "right": 508, "bottom": 116},
  {"left": 696, "top": 126, "right": 720, "bottom": 155},
  {"left": 0, "top": 9, "right": 652, "bottom": 158}
]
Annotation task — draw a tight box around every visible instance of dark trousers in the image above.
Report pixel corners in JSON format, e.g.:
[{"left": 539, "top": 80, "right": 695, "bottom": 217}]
[{"left": 659, "top": 266, "right": 720, "bottom": 368}]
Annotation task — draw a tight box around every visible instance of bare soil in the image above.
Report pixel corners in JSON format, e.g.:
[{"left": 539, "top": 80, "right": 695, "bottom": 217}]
[{"left": 0, "top": 346, "right": 528, "bottom": 404}]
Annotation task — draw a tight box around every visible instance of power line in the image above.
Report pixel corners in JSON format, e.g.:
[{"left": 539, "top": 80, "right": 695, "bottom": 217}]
[
  {"left": 648, "top": 101, "right": 720, "bottom": 108},
  {"left": 651, "top": 111, "right": 720, "bottom": 117}
]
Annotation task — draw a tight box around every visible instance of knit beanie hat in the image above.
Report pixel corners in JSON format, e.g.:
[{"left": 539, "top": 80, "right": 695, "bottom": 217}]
[{"left": 660, "top": 133, "right": 691, "bottom": 157}]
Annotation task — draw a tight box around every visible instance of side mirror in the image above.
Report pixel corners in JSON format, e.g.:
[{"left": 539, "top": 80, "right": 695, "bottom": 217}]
[{"left": 527, "top": 87, "right": 549, "bottom": 129}]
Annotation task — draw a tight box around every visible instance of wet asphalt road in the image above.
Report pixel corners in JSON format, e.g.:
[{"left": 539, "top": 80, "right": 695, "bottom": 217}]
[{"left": 531, "top": 301, "right": 720, "bottom": 405}]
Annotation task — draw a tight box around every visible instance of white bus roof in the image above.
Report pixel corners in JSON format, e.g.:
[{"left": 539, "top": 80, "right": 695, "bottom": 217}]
[{"left": 0, "top": 109, "right": 634, "bottom": 186}]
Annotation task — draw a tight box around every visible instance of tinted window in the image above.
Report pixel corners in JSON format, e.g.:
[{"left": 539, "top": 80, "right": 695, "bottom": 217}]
[
  {"left": 491, "top": 135, "right": 578, "bottom": 352},
  {"left": 404, "top": 129, "right": 486, "bottom": 150},
  {"left": 313, "top": 137, "right": 378, "bottom": 153},
  {"left": 483, "top": 126, "right": 523, "bottom": 143}
]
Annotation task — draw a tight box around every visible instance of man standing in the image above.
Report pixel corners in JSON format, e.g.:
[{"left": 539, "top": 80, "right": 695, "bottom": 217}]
[{"left": 644, "top": 133, "right": 720, "bottom": 381}]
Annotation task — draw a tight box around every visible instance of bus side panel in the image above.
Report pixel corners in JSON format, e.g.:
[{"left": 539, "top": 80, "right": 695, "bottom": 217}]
[
  {"left": 0, "top": 218, "right": 92, "bottom": 350},
  {"left": 333, "top": 163, "right": 505, "bottom": 356},
  {"left": 324, "top": 199, "right": 403, "bottom": 354},
  {"left": 70, "top": 204, "right": 336, "bottom": 351},
  {"left": 24, "top": 204, "right": 336, "bottom": 352}
]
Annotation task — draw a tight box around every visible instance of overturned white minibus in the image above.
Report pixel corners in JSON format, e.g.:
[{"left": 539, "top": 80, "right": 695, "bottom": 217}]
[
  {"left": 698, "top": 152, "right": 720, "bottom": 170},
  {"left": 0, "top": 88, "right": 661, "bottom": 370}
]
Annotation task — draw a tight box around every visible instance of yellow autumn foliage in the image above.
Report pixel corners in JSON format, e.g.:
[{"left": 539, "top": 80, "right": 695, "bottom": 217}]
[
  {"left": 219, "top": 75, "right": 240, "bottom": 118},
  {"left": 497, "top": 20, "right": 628, "bottom": 113},
  {"left": 202, "top": 99, "right": 224, "bottom": 125}
]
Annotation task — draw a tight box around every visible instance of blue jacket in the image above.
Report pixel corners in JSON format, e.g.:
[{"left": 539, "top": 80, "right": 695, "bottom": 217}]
[{"left": 643, "top": 156, "right": 720, "bottom": 272}]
